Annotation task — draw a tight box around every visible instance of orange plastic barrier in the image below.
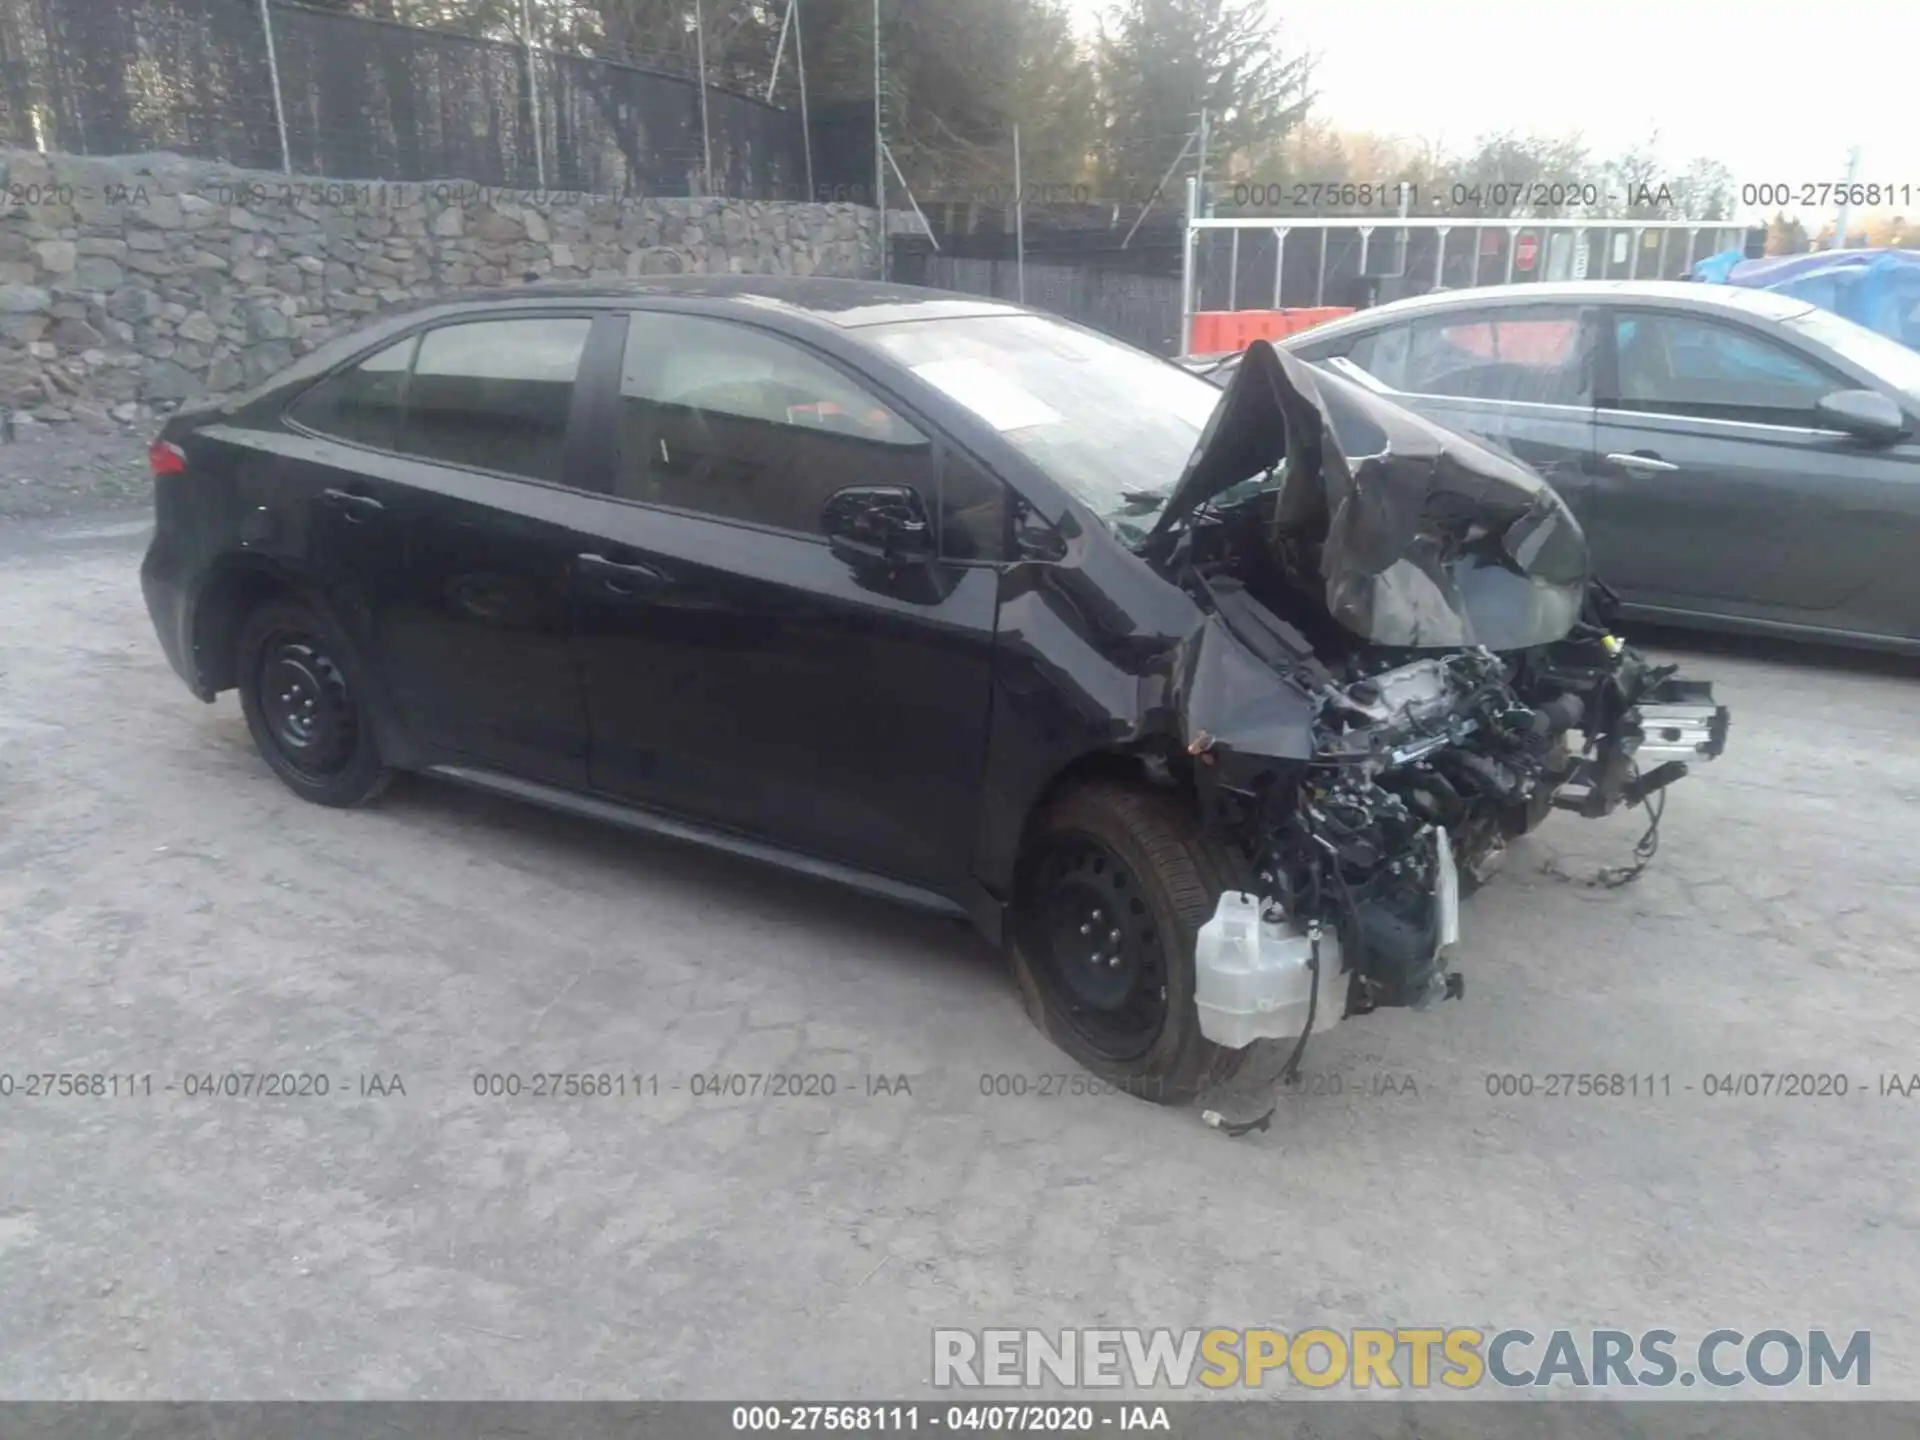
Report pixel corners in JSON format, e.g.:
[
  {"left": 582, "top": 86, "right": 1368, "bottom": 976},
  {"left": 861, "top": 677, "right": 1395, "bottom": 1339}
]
[
  {"left": 1188, "top": 307, "right": 1356, "bottom": 354},
  {"left": 1437, "top": 315, "right": 1576, "bottom": 363},
  {"left": 1186, "top": 311, "right": 1234, "bottom": 355},
  {"left": 1285, "top": 306, "right": 1356, "bottom": 332}
]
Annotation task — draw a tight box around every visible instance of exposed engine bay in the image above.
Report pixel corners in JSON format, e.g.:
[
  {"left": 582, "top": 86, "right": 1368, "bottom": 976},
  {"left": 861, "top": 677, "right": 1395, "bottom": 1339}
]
[{"left": 1143, "top": 341, "right": 1730, "bottom": 1059}]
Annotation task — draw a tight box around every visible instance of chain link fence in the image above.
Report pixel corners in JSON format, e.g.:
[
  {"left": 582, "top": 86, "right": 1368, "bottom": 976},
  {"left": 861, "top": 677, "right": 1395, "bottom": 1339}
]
[{"left": 0, "top": 0, "right": 808, "bottom": 198}]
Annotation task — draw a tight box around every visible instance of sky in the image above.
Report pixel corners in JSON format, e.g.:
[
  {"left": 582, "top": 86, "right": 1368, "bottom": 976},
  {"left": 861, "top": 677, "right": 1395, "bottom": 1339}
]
[{"left": 1066, "top": 0, "right": 1918, "bottom": 221}]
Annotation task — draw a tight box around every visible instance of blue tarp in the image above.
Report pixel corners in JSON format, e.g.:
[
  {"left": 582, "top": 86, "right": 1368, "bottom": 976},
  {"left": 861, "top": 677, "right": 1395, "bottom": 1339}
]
[
  {"left": 1690, "top": 249, "right": 1745, "bottom": 285},
  {"left": 1689, "top": 247, "right": 1920, "bottom": 350}
]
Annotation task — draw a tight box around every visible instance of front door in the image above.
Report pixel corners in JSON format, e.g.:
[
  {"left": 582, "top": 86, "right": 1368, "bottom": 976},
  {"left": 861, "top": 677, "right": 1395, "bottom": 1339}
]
[
  {"left": 1590, "top": 307, "right": 1915, "bottom": 618},
  {"left": 569, "top": 310, "right": 1002, "bottom": 888}
]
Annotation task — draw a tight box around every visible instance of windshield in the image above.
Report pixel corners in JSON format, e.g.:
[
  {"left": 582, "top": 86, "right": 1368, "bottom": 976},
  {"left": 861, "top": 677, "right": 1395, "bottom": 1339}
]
[
  {"left": 1781, "top": 306, "right": 1920, "bottom": 398},
  {"left": 860, "top": 314, "right": 1223, "bottom": 530}
]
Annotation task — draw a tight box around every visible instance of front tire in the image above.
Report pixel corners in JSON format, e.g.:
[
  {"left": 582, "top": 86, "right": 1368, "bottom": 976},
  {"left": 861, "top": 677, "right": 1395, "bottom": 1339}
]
[
  {"left": 235, "top": 598, "right": 391, "bottom": 808},
  {"left": 1008, "top": 781, "right": 1247, "bottom": 1105}
]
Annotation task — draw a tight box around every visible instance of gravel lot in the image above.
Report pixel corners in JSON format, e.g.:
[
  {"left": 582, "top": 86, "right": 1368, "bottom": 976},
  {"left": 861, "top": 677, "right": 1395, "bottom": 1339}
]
[
  {"left": 2, "top": 480, "right": 1918, "bottom": 1401},
  {"left": 0, "top": 421, "right": 156, "bottom": 522}
]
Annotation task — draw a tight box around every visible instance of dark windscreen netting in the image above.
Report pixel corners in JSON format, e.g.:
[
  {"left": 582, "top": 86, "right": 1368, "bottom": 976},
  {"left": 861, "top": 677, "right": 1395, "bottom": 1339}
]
[
  {"left": 684, "top": 81, "right": 807, "bottom": 205},
  {"left": 539, "top": 48, "right": 805, "bottom": 198},
  {"left": 267, "top": 3, "right": 543, "bottom": 188},
  {"left": 0, "top": 0, "right": 284, "bottom": 169},
  {"left": 0, "top": 0, "right": 809, "bottom": 198}
]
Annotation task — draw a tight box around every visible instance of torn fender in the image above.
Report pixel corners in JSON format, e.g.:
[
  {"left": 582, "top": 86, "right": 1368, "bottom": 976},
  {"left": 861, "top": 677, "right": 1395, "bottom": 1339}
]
[{"left": 1170, "top": 611, "right": 1317, "bottom": 765}]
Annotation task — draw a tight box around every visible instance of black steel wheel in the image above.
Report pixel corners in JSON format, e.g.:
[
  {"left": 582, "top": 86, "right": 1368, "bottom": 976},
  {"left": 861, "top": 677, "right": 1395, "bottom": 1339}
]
[
  {"left": 256, "top": 632, "right": 358, "bottom": 777},
  {"left": 1022, "top": 833, "right": 1171, "bottom": 1062},
  {"left": 1008, "top": 781, "right": 1248, "bottom": 1105},
  {"left": 236, "top": 598, "right": 391, "bottom": 808}
]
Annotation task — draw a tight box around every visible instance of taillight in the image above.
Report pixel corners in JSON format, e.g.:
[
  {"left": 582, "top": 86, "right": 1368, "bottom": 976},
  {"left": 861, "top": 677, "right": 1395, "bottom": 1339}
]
[{"left": 149, "top": 439, "right": 187, "bottom": 476}]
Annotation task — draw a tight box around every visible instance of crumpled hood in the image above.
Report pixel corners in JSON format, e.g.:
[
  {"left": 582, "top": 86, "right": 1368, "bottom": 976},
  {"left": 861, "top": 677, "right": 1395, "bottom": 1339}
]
[{"left": 1145, "top": 340, "right": 1592, "bottom": 651}]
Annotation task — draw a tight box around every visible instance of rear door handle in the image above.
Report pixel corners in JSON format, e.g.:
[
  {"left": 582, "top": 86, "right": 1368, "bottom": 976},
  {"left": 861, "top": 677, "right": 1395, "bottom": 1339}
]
[
  {"left": 321, "top": 488, "right": 385, "bottom": 518},
  {"left": 1605, "top": 451, "right": 1679, "bottom": 474},
  {"left": 578, "top": 552, "right": 668, "bottom": 593}
]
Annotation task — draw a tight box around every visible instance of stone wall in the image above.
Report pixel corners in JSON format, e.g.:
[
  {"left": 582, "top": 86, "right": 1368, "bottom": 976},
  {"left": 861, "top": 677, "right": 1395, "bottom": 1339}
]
[{"left": 0, "top": 150, "right": 882, "bottom": 427}]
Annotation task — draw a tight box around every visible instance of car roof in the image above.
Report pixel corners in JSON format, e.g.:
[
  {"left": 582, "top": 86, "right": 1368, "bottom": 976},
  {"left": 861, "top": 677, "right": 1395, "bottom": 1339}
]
[
  {"left": 374, "top": 275, "right": 1027, "bottom": 329},
  {"left": 1288, "top": 279, "right": 1819, "bottom": 346},
  {"left": 216, "top": 276, "right": 1035, "bottom": 411}
]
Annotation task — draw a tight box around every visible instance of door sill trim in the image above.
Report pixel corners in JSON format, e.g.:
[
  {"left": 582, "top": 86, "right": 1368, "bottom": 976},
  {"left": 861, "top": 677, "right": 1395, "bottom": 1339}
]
[
  {"left": 1616, "top": 603, "right": 1918, "bottom": 656},
  {"left": 426, "top": 763, "right": 978, "bottom": 924}
]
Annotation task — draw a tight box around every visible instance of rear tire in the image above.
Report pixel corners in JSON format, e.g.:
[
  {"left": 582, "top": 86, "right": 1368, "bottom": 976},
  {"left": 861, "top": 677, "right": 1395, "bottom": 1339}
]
[
  {"left": 235, "top": 598, "right": 391, "bottom": 808},
  {"left": 1008, "top": 781, "right": 1247, "bottom": 1105}
]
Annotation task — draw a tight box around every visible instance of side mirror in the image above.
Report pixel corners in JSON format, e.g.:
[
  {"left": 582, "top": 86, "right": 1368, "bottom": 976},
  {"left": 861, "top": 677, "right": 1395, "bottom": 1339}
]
[
  {"left": 1816, "top": 388, "right": 1909, "bottom": 444},
  {"left": 822, "top": 484, "right": 936, "bottom": 568}
]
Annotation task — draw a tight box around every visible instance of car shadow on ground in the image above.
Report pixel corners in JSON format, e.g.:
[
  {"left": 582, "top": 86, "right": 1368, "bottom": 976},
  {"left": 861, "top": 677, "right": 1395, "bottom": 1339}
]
[{"left": 374, "top": 764, "right": 1005, "bottom": 986}]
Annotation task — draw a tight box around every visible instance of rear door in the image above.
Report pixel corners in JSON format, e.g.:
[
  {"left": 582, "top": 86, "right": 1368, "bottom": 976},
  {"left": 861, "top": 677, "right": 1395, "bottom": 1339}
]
[
  {"left": 287, "top": 310, "right": 607, "bottom": 786},
  {"left": 1590, "top": 306, "right": 1913, "bottom": 617},
  {"left": 1299, "top": 304, "right": 1602, "bottom": 525},
  {"left": 567, "top": 309, "right": 1003, "bottom": 887},
  {"left": 259, "top": 332, "right": 419, "bottom": 684}
]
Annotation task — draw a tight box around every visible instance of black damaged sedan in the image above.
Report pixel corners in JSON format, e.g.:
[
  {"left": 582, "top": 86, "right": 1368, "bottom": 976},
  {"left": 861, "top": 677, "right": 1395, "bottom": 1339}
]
[{"left": 141, "top": 278, "right": 1728, "bottom": 1103}]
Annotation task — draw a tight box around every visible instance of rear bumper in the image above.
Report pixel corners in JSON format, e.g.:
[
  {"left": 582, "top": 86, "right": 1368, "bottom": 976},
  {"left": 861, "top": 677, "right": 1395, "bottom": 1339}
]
[{"left": 140, "top": 531, "right": 208, "bottom": 701}]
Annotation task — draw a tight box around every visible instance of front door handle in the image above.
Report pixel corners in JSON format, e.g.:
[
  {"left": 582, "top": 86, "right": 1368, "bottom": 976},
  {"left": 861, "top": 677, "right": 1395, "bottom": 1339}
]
[
  {"left": 577, "top": 552, "right": 668, "bottom": 594},
  {"left": 1605, "top": 451, "right": 1679, "bottom": 474},
  {"left": 321, "top": 488, "right": 385, "bottom": 519}
]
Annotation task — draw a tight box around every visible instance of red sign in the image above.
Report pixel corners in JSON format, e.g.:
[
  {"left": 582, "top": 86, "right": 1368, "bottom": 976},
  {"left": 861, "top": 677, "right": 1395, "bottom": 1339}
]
[{"left": 1514, "top": 232, "right": 1540, "bottom": 272}]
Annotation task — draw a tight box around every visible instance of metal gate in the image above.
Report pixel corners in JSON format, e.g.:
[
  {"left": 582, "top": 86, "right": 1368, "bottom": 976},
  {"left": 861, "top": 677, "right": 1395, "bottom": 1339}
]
[{"left": 1180, "top": 203, "right": 1749, "bottom": 357}]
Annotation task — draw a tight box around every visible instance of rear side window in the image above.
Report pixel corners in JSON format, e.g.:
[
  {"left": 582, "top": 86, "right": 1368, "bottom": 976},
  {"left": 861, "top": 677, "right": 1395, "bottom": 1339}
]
[
  {"left": 290, "top": 335, "right": 415, "bottom": 450},
  {"left": 614, "top": 311, "right": 932, "bottom": 537},
  {"left": 292, "top": 317, "right": 591, "bottom": 484},
  {"left": 1351, "top": 308, "right": 1592, "bottom": 405},
  {"left": 400, "top": 319, "right": 591, "bottom": 482}
]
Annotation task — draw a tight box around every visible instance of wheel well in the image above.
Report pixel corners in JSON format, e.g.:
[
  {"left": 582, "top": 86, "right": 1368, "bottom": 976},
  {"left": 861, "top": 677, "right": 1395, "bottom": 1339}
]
[
  {"left": 1008, "top": 742, "right": 1268, "bottom": 905},
  {"left": 1019, "top": 746, "right": 1196, "bottom": 857},
  {"left": 193, "top": 565, "right": 297, "bottom": 695}
]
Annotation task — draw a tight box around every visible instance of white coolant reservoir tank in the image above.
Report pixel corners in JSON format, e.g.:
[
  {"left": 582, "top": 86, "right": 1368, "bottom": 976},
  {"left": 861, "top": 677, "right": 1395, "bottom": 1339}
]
[{"left": 1193, "top": 891, "right": 1343, "bottom": 1050}]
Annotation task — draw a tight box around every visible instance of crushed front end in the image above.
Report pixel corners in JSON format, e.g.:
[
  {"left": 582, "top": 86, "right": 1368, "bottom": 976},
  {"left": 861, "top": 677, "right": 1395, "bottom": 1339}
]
[{"left": 1147, "top": 341, "right": 1729, "bottom": 1057}]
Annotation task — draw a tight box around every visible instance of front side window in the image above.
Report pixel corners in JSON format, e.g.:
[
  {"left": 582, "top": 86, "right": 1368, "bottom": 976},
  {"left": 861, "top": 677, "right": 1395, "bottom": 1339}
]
[
  {"left": 291, "top": 317, "right": 591, "bottom": 484},
  {"left": 615, "top": 312, "right": 933, "bottom": 538},
  {"left": 1609, "top": 312, "right": 1840, "bottom": 424},
  {"left": 938, "top": 448, "right": 1010, "bottom": 562},
  {"left": 1349, "top": 309, "right": 1591, "bottom": 405}
]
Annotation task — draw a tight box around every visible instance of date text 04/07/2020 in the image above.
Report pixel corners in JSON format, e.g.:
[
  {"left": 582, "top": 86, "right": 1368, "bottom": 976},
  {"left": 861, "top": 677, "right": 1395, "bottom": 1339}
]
[{"left": 0, "top": 1071, "right": 404, "bottom": 1098}]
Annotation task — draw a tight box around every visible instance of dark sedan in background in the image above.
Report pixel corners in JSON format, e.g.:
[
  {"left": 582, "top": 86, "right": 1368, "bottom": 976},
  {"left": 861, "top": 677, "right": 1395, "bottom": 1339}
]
[{"left": 1191, "top": 281, "right": 1920, "bottom": 653}]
